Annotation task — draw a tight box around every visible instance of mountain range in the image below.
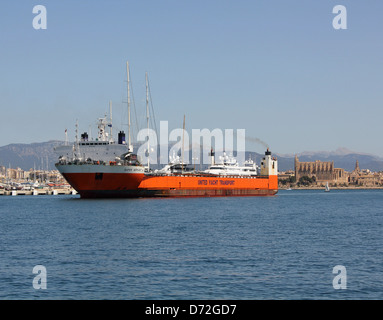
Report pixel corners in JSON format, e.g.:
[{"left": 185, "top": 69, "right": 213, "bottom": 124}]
[
  {"left": 1, "top": 141, "right": 383, "bottom": 173},
  {"left": 0, "top": 141, "right": 63, "bottom": 171},
  {"left": 274, "top": 148, "right": 383, "bottom": 172}
]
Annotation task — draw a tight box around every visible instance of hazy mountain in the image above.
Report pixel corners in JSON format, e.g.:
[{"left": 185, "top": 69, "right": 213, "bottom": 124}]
[
  {"left": 1, "top": 141, "right": 383, "bottom": 173},
  {"left": 0, "top": 141, "right": 64, "bottom": 171},
  {"left": 274, "top": 148, "right": 383, "bottom": 172}
]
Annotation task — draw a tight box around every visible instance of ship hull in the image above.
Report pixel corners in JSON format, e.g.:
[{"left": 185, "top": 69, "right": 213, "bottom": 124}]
[
  {"left": 141, "top": 188, "right": 277, "bottom": 197},
  {"left": 56, "top": 164, "right": 145, "bottom": 198},
  {"left": 138, "top": 174, "right": 278, "bottom": 198}
]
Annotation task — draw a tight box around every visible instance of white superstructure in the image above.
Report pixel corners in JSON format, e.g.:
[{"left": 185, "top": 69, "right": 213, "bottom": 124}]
[
  {"left": 204, "top": 152, "right": 258, "bottom": 176},
  {"left": 54, "top": 115, "right": 130, "bottom": 163}
]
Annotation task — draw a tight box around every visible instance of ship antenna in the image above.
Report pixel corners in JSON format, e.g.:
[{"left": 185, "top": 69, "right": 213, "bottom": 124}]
[
  {"left": 126, "top": 61, "right": 132, "bottom": 150},
  {"left": 146, "top": 71, "right": 150, "bottom": 171}
]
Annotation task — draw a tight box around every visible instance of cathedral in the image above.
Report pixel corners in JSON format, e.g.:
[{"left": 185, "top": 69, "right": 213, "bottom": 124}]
[
  {"left": 280, "top": 156, "right": 383, "bottom": 187},
  {"left": 294, "top": 156, "right": 347, "bottom": 184}
]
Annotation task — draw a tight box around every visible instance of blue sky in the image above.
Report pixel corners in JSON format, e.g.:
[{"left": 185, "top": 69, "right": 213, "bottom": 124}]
[{"left": 1, "top": 0, "right": 382, "bottom": 156}]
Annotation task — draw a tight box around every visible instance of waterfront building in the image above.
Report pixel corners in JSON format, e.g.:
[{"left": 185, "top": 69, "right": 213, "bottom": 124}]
[
  {"left": 292, "top": 157, "right": 382, "bottom": 187},
  {"left": 348, "top": 160, "right": 382, "bottom": 186},
  {"left": 294, "top": 155, "right": 347, "bottom": 184}
]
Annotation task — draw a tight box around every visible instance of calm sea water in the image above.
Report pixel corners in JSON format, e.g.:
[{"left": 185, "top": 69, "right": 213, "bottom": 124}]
[{"left": 0, "top": 189, "right": 382, "bottom": 300}]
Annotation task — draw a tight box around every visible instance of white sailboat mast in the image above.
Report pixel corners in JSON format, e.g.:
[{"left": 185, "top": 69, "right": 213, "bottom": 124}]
[
  {"left": 127, "top": 61, "right": 132, "bottom": 149},
  {"left": 109, "top": 100, "right": 113, "bottom": 142},
  {"left": 146, "top": 72, "right": 150, "bottom": 170},
  {"left": 182, "top": 114, "right": 185, "bottom": 173},
  {"left": 74, "top": 119, "right": 80, "bottom": 160}
]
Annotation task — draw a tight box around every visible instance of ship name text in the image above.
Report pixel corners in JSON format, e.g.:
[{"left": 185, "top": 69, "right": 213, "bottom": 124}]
[{"left": 198, "top": 179, "right": 235, "bottom": 186}]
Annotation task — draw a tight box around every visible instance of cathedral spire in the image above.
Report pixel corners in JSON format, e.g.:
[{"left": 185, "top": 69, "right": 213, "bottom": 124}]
[{"left": 354, "top": 160, "right": 360, "bottom": 173}]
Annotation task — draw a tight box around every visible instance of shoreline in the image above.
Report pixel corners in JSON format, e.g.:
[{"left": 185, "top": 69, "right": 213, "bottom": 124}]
[
  {"left": 280, "top": 186, "right": 383, "bottom": 190},
  {"left": 0, "top": 188, "right": 77, "bottom": 196}
]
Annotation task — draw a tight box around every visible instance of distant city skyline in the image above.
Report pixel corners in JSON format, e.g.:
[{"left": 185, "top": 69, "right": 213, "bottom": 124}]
[{"left": 1, "top": 1, "right": 382, "bottom": 156}]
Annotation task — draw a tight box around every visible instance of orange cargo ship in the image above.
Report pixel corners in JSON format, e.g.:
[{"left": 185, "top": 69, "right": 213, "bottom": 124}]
[
  {"left": 137, "top": 149, "right": 278, "bottom": 197},
  {"left": 138, "top": 174, "right": 278, "bottom": 197},
  {"left": 56, "top": 148, "right": 278, "bottom": 198},
  {"left": 55, "top": 62, "right": 278, "bottom": 198}
]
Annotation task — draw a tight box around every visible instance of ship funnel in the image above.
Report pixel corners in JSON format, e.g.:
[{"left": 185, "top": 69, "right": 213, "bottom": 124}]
[
  {"left": 260, "top": 148, "right": 278, "bottom": 176},
  {"left": 118, "top": 131, "right": 126, "bottom": 145},
  {"left": 81, "top": 132, "right": 88, "bottom": 141},
  {"left": 209, "top": 148, "right": 215, "bottom": 166}
]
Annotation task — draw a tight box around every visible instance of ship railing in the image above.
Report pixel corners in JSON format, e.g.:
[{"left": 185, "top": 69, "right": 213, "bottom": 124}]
[
  {"left": 56, "top": 159, "right": 108, "bottom": 166},
  {"left": 57, "top": 158, "right": 145, "bottom": 167}
]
